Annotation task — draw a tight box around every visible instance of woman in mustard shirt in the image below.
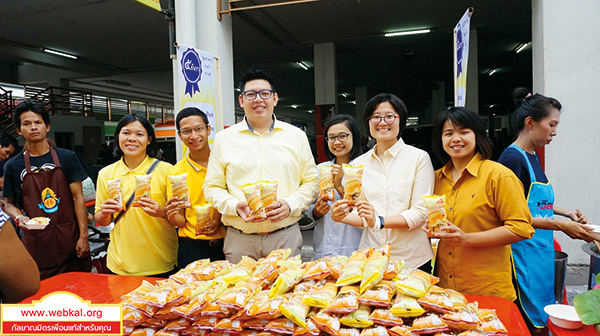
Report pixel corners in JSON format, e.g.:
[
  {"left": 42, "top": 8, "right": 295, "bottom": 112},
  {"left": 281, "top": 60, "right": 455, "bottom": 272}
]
[
  {"left": 430, "top": 107, "right": 534, "bottom": 300},
  {"left": 94, "top": 114, "right": 177, "bottom": 277}
]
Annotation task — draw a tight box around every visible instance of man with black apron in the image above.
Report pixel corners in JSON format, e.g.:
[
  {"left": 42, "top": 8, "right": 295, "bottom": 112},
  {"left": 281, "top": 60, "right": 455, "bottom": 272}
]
[{"left": 3, "top": 100, "right": 90, "bottom": 280}]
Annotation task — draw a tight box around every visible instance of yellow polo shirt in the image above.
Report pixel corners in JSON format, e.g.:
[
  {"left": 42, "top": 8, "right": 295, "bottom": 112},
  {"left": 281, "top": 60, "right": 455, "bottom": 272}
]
[
  {"left": 166, "top": 152, "right": 226, "bottom": 239},
  {"left": 204, "top": 117, "right": 319, "bottom": 234},
  {"left": 95, "top": 156, "right": 177, "bottom": 276},
  {"left": 433, "top": 153, "right": 533, "bottom": 301}
]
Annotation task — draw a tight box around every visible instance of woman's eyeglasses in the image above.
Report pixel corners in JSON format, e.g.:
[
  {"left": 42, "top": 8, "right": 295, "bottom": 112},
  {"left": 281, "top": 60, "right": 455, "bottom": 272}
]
[
  {"left": 370, "top": 114, "right": 399, "bottom": 125},
  {"left": 325, "top": 133, "right": 351, "bottom": 143}
]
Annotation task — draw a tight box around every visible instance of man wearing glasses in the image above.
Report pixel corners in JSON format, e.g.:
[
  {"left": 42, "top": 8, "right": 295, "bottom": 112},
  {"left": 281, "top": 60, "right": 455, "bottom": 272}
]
[
  {"left": 204, "top": 68, "right": 318, "bottom": 263},
  {"left": 164, "top": 107, "right": 226, "bottom": 268}
]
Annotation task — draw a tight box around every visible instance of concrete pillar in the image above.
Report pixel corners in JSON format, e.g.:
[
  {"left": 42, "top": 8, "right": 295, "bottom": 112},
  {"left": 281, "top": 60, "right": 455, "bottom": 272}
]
[
  {"left": 533, "top": 0, "right": 600, "bottom": 264},
  {"left": 355, "top": 86, "right": 368, "bottom": 138},
  {"left": 465, "top": 29, "right": 478, "bottom": 112},
  {"left": 314, "top": 42, "right": 337, "bottom": 107},
  {"left": 430, "top": 81, "right": 445, "bottom": 124}
]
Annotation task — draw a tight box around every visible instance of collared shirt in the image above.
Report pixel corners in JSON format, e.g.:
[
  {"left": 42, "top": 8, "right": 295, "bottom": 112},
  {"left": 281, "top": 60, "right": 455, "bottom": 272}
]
[
  {"left": 95, "top": 156, "right": 177, "bottom": 276},
  {"left": 307, "top": 160, "right": 363, "bottom": 259},
  {"left": 434, "top": 153, "right": 534, "bottom": 301},
  {"left": 354, "top": 138, "right": 435, "bottom": 268},
  {"left": 166, "top": 152, "right": 226, "bottom": 239},
  {"left": 204, "top": 116, "right": 319, "bottom": 234}
]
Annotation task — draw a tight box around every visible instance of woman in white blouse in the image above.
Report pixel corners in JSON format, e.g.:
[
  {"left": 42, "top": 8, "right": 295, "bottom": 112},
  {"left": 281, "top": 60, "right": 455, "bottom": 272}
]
[{"left": 331, "top": 93, "right": 435, "bottom": 272}]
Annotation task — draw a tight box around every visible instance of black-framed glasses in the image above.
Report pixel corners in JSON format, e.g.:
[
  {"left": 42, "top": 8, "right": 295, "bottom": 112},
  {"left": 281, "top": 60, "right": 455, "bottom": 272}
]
[
  {"left": 242, "top": 89, "right": 274, "bottom": 100},
  {"left": 179, "top": 126, "right": 205, "bottom": 136},
  {"left": 325, "top": 133, "right": 351, "bottom": 143},
  {"left": 370, "top": 114, "right": 399, "bottom": 125}
]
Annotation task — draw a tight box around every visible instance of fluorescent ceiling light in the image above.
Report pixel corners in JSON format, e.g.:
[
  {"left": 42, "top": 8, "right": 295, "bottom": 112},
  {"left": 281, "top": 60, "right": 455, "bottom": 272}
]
[
  {"left": 296, "top": 61, "right": 309, "bottom": 70},
  {"left": 489, "top": 104, "right": 495, "bottom": 108},
  {"left": 340, "top": 92, "right": 348, "bottom": 98},
  {"left": 515, "top": 42, "right": 531, "bottom": 54},
  {"left": 290, "top": 104, "right": 299, "bottom": 109},
  {"left": 351, "top": 100, "right": 356, "bottom": 105},
  {"left": 384, "top": 29, "right": 431, "bottom": 37},
  {"left": 43, "top": 48, "right": 77, "bottom": 59},
  {"left": 307, "top": 109, "right": 314, "bottom": 114},
  {"left": 488, "top": 68, "right": 497, "bottom": 76}
]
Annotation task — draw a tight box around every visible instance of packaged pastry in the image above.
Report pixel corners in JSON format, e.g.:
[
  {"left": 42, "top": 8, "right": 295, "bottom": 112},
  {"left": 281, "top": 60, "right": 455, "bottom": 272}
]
[
  {"left": 390, "top": 293, "right": 425, "bottom": 317},
  {"left": 326, "top": 285, "right": 360, "bottom": 314},
  {"left": 249, "top": 261, "right": 280, "bottom": 289},
  {"left": 358, "top": 326, "right": 389, "bottom": 336},
  {"left": 310, "top": 310, "right": 341, "bottom": 335},
  {"left": 358, "top": 280, "right": 395, "bottom": 308},
  {"left": 410, "top": 314, "right": 450, "bottom": 334},
  {"left": 193, "top": 260, "right": 231, "bottom": 280},
  {"left": 339, "top": 304, "right": 373, "bottom": 328},
  {"left": 339, "top": 328, "right": 361, "bottom": 336},
  {"left": 303, "top": 259, "right": 332, "bottom": 280},
  {"left": 440, "top": 311, "right": 481, "bottom": 331},
  {"left": 215, "top": 281, "right": 261, "bottom": 310},
  {"left": 292, "top": 309, "right": 320, "bottom": 336},
  {"left": 24, "top": 217, "right": 51, "bottom": 230},
  {"left": 169, "top": 173, "right": 190, "bottom": 207},
  {"left": 368, "top": 308, "right": 403, "bottom": 327},
  {"left": 329, "top": 255, "right": 348, "bottom": 280},
  {"left": 213, "top": 318, "right": 244, "bottom": 334},
  {"left": 318, "top": 165, "right": 335, "bottom": 201},
  {"left": 265, "top": 317, "right": 296, "bottom": 334},
  {"left": 219, "top": 256, "right": 257, "bottom": 285},
  {"left": 107, "top": 177, "right": 125, "bottom": 210},
  {"left": 252, "top": 293, "right": 290, "bottom": 320},
  {"left": 259, "top": 181, "right": 278, "bottom": 209},
  {"left": 336, "top": 248, "right": 372, "bottom": 286},
  {"left": 387, "top": 325, "right": 412, "bottom": 336},
  {"left": 240, "top": 182, "right": 267, "bottom": 220},
  {"left": 422, "top": 195, "right": 448, "bottom": 237},
  {"left": 280, "top": 293, "right": 311, "bottom": 328},
  {"left": 302, "top": 282, "right": 338, "bottom": 308},
  {"left": 270, "top": 268, "right": 306, "bottom": 298},
  {"left": 393, "top": 269, "right": 439, "bottom": 298},
  {"left": 383, "top": 259, "right": 405, "bottom": 281},
  {"left": 342, "top": 164, "right": 364, "bottom": 206},
  {"left": 193, "top": 204, "right": 214, "bottom": 236},
  {"left": 360, "top": 244, "right": 390, "bottom": 293},
  {"left": 162, "top": 317, "right": 190, "bottom": 332},
  {"left": 132, "top": 174, "right": 152, "bottom": 207},
  {"left": 417, "top": 288, "right": 455, "bottom": 314}
]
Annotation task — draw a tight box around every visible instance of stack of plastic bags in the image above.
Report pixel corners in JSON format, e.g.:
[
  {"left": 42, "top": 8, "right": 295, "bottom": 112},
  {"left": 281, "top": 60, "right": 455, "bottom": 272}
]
[{"left": 121, "top": 244, "right": 509, "bottom": 336}]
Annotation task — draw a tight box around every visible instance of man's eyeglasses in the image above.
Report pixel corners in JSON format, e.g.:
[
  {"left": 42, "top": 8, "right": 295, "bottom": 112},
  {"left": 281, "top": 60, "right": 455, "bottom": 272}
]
[
  {"left": 370, "top": 114, "right": 399, "bottom": 125},
  {"left": 325, "top": 133, "right": 351, "bottom": 143},
  {"left": 242, "top": 89, "right": 274, "bottom": 101},
  {"left": 180, "top": 126, "right": 205, "bottom": 136}
]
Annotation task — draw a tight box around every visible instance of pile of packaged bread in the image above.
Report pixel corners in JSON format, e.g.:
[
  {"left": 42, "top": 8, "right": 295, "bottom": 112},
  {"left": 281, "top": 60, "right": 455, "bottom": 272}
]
[{"left": 121, "top": 244, "right": 508, "bottom": 336}]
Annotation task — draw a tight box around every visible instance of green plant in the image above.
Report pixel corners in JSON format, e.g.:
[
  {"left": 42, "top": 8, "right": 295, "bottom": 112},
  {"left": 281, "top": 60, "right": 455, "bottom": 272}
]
[{"left": 574, "top": 273, "right": 600, "bottom": 328}]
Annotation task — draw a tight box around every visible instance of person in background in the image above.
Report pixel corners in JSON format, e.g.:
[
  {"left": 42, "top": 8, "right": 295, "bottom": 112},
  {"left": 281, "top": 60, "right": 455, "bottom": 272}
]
[
  {"left": 331, "top": 93, "right": 435, "bottom": 271},
  {"left": 307, "top": 114, "right": 363, "bottom": 259},
  {"left": 430, "top": 106, "right": 533, "bottom": 300},
  {"left": 0, "top": 132, "right": 18, "bottom": 208},
  {"left": 3, "top": 100, "right": 90, "bottom": 280},
  {"left": 165, "top": 107, "right": 226, "bottom": 268},
  {"left": 498, "top": 88, "right": 596, "bottom": 333},
  {"left": 204, "top": 68, "right": 318, "bottom": 263},
  {"left": 0, "top": 208, "right": 39, "bottom": 303},
  {"left": 94, "top": 114, "right": 177, "bottom": 276}
]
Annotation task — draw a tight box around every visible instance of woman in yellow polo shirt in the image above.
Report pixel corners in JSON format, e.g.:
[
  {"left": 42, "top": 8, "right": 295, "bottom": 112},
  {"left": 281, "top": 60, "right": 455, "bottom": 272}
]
[
  {"left": 94, "top": 114, "right": 177, "bottom": 277},
  {"left": 430, "top": 107, "right": 534, "bottom": 301}
]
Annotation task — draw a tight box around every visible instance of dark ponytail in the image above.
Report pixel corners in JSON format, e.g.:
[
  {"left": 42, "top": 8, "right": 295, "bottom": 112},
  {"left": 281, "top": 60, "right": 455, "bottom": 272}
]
[{"left": 511, "top": 87, "right": 562, "bottom": 133}]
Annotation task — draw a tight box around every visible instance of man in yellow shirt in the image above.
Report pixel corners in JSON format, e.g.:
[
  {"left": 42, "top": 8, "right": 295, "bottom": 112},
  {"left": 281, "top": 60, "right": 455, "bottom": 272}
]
[
  {"left": 165, "top": 107, "right": 226, "bottom": 268},
  {"left": 204, "top": 68, "right": 319, "bottom": 263}
]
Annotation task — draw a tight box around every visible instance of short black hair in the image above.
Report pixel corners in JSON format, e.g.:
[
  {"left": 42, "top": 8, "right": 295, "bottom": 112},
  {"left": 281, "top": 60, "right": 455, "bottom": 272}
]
[
  {"left": 113, "top": 113, "right": 160, "bottom": 159},
  {"left": 323, "top": 114, "right": 363, "bottom": 162},
  {"left": 238, "top": 68, "right": 276, "bottom": 92},
  {"left": 363, "top": 93, "right": 408, "bottom": 139},
  {"left": 13, "top": 100, "right": 50, "bottom": 130},
  {"left": 511, "top": 87, "right": 562, "bottom": 134},
  {"left": 175, "top": 107, "right": 209, "bottom": 131},
  {"left": 0, "top": 132, "right": 18, "bottom": 149},
  {"left": 432, "top": 107, "right": 493, "bottom": 164}
]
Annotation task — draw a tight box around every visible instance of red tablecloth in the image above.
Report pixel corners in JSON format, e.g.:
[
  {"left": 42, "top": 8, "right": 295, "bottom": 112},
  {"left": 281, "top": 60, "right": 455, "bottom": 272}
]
[
  {"left": 548, "top": 320, "right": 598, "bottom": 336},
  {"left": 22, "top": 272, "right": 533, "bottom": 335}
]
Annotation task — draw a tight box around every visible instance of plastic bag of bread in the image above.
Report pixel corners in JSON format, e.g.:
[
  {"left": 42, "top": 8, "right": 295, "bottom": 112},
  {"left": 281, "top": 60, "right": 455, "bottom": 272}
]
[
  {"left": 310, "top": 310, "right": 342, "bottom": 335},
  {"left": 280, "top": 293, "right": 311, "bottom": 328},
  {"left": 107, "top": 177, "right": 126, "bottom": 210},
  {"left": 153, "top": 329, "right": 180, "bottom": 336},
  {"left": 318, "top": 165, "right": 335, "bottom": 201},
  {"left": 200, "top": 300, "right": 231, "bottom": 318},
  {"left": 383, "top": 259, "right": 405, "bottom": 281},
  {"left": 265, "top": 317, "right": 296, "bottom": 334},
  {"left": 342, "top": 164, "right": 364, "bottom": 205},
  {"left": 140, "top": 282, "right": 182, "bottom": 308},
  {"left": 241, "top": 182, "right": 267, "bottom": 220},
  {"left": 193, "top": 260, "right": 231, "bottom": 280},
  {"left": 480, "top": 317, "right": 507, "bottom": 336},
  {"left": 277, "top": 255, "right": 303, "bottom": 273},
  {"left": 417, "top": 287, "right": 455, "bottom": 314},
  {"left": 359, "top": 326, "right": 389, "bottom": 336},
  {"left": 360, "top": 244, "right": 391, "bottom": 293},
  {"left": 154, "top": 305, "right": 179, "bottom": 321},
  {"left": 259, "top": 181, "right": 278, "bottom": 209},
  {"left": 140, "top": 318, "right": 167, "bottom": 329},
  {"left": 191, "top": 316, "right": 219, "bottom": 332},
  {"left": 212, "top": 318, "right": 244, "bottom": 334},
  {"left": 130, "top": 327, "right": 159, "bottom": 336},
  {"left": 329, "top": 255, "right": 347, "bottom": 280},
  {"left": 339, "top": 328, "right": 361, "bottom": 336},
  {"left": 219, "top": 256, "right": 257, "bottom": 285},
  {"left": 302, "top": 281, "right": 338, "bottom": 308},
  {"left": 447, "top": 289, "right": 468, "bottom": 312},
  {"left": 180, "top": 323, "right": 209, "bottom": 336},
  {"left": 393, "top": 269, "right": 439, "bottom": 298},
  {"left": 303, "top": 259, "right": 331, "bottom": 280},
  {"left": 193, "top": 204, "right": 213, "bottom": 236},
  {"left": 250, "top": 260, "right": 280, "bottom": 289},
  {"left": 252, "top": 293, "right": 290, "bottom": 320},
  {"left": 132, "top": 174, "right": 152, "bottom": 207},
  {"left": 163, "top": 317, "right": 190, "bottom": 332},
  {"left": 292, "top": 309, "right": 320, "bottom": 336},
  {"left": 270, "top": 268, "right": 306, "bottom": 297},
  {"left": 387, "top": 325, "right": 412, "bottom": 336},
  {"left": 215, "top": 281, "right": 261, "bottom": 310},
  {"left": 339, "top": 304, "right": 373, "bottom": 328},
  {"left": 122, "top": 280, "right": 157, "bottom": 301},
  {"left": 457, "top": 331, "right": 487, "bottom": 336},
  {"left": 440, "top": 310, "right": 481, "bottom": 331},
  {"left": 123, "top": 306, "right": 147, "bottom": 327},
  {"left": 326, "top": 285, "right": 360, "bottom": 314},
  {"left": 169, "top": 173, "right": 190, "bottom": 207},
  {"left": 294, "top": 279, "right": 326, "bottom": 294},
  {"left": 390, "top": 293, "right": 425, "bottom": 317},
  {"left": 368, "top": 308, "right": 403, "bottom": 327},
  {"left": 242, "top": 318, "right": 270, "bottom": 331},
  {"left": 336, "top": 248, "right": 372, "bottom": 286},
  {"left": 186, "top": 280, "right": 228, "bottom": 317},
  {"left": 410, "top": 314, "right": 450, "bottom": 334},
  {"left": 358, "top": 280, "right": 395, "bottom": 308},
  {"left": 422, "top": 195, "right": 448, "bottom": 237}
]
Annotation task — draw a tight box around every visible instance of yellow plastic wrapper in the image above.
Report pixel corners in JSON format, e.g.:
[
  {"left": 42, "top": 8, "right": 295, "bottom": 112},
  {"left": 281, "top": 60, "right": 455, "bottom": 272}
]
[
  {"left": 294, "top": 279, "right": 327, "bottom": 294},
  {"left": 302, "top": 282, "right": 338, "bottom": 308},
  {"left": 107, "top": 177, "right": 125, "bottom": 210},
  {"left": 310, "top": 310, "right": 342, "bottom": 335},
  {"left": 180, "top": 323, "right": 209, "bottom": 336},
  {"left": 249, "top": 260, "right": 279, "bottom": 289},
  {"left": 265, "top": 317, "right": 296, "bottom": 334},
  {"left": 277, "top": 255, "right": 303, "bottom": 272},
  {"left": 388, "top": 325, "right": 412, "bottom": 336},
  {"left": 293, "top": 309, "right": 320, "bottom": 336},
  {"left": 213, "top": 318, "right": 244, "bottom": 333},
  {"left": 422, "top": 195, "right": 448, "bottom": 238},
  {"left": 390, "top": 293, "right": 425, "bottom": 317},
  {"left": 215, "top": 281, "right": 261, "bottom": 310},
  {"left": 129, "top": 327, "right": 159, "bottom": 336},
  {"left": 191, "top": 316, "right": 219, "bottom": 332},
  {"left": 339, "top": 328, "right": 361, "bottom": 336},
  {"left": 193, "top": 260, "right": 231, "bottom": 281},
  {"left": 360, "top": 244, "right": 390, "bottom": 294},
  {"left": 340, "top": 304, "right": 373, "bottom": 328},
  {"left": 358, "top": 326, "right": 389, "bottom": 336},
  {"left": 122, "top": 306, "right": 146, "bottom": 327},
  {"left": 163, "top": 317, "right": 189, "bottom": 332},
  {"left": 270, "top": 268, "right": 306, "bottom": 297},
  {"left": 326, "top": 285, "right": 360, "bottom": 314},
  {"left": 200, "top": 300, "right": 231, "bottom": 317},
  {"left": 280, "top": 293, "right": 311, "bottom": 328},
  {"left": 259, "top": 181, "right": 278, "bottom": 209},
  {"left": 252, "top": 293, "right": 290, "bottom": 320},
  {"left": 319, "top": 165, "right": 335, "bottom": 201},
  {"left": 241, "top": 318, "right": 270, "bottom": 331},
  {"left": 240, "top": 182, "right": 267, "bottom": 220},
  {"left": 169, "top": 173, "right": 190, "bottom": 207},
  {"left": 240, "top": 290, "right": 270, "bottom": 320},
  {"left": 154, "top": 304, "right": 180, "bottom": 321},
  {"left": 411, "top": 314, "right": 450, "bottom": 334},
  {"left": 182, "top": 258, "right": 210, "bottom": 272},
  {"left": 383, "top": 259, "right": 405, "bottom": 281},
  {"left": 368, "top": 308, "right": 403, "bottom": 327},
  {"left": 336, "top": 248, "right": 372, "bottom": 286},
  {"left": 186, "top": 280, "right": 228, "bottom": 317},
  {"left": 342, "top": 164, "right": 364, "bottom": 206},
  {"left": 358, "top": 280, "right": 395, "bottom": 308},
  {"left": 219, "top": 256, "right": 257, "bottom": 285},
  {"left": 193, "top": 204, "right": 214, "bottom": 236},
  {"left": 303, "top": 259, "right": 332, "bottom": 280},
  {"left": 480, "top": 318, "right": 508, "bottom": 336},
  {"left": 440, "top": 311, "right": 481, "bottom": 331},
  {"left": 121, "top": 280, "right": 156, "bottom": 301},
  {"left": 417, "top": 287, "right": 455, "bottom": 314},
  {"left": 132, "top": 174, "right": 152, "bottom": 207},
  {"left": 263, "top": 248, "right": 292, "bottom": 263},
  {"left": 329, "top": 255, "right": 348, "bottom": 280},
  {"left": 457, "top": 331, "right": 488, "bottom": 336},
  {"left": 393, "top": 269, "right": 439, "bottom": 298},
  {"left": 447, "top": 288, "right": 468, "bottom": 312}
]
